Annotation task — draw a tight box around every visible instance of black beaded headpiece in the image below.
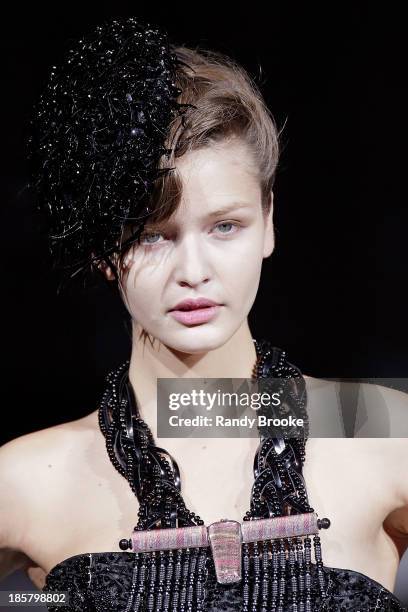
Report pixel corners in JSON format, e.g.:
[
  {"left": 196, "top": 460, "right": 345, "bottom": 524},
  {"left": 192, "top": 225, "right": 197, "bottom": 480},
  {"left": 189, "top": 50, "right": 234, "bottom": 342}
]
[{"left": 26, "top": 17, "right": 189, "bottom": 275}]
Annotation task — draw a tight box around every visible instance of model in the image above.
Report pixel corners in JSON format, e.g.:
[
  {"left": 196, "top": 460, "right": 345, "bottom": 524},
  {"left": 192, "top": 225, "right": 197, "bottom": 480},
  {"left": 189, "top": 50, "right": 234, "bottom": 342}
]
[{"left": 0, "top": 16, "right": 407, "bottom": 612}]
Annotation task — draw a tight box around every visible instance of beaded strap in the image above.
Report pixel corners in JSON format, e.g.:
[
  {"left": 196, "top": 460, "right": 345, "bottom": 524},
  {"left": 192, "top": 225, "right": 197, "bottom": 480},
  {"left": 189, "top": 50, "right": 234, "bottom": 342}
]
[
  {"left": 98, "top": 339, "right": 311, "bottom": 527},
  {"left": 98, "top": 361, "right": 204, "bottom": 530},
  {"left": 98, "top": 339, "right": 331, "bottom": 610}
]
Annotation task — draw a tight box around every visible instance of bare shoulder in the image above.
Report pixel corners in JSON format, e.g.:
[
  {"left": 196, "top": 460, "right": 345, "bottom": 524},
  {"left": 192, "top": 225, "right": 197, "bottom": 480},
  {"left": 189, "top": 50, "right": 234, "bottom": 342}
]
[
  {"left": 359, "top": 381, "right": 408, "bottom": 416},
  {"left": 0, "top": 412, "right": 99, "bottom": 474},
  {"left": 304, "top": 374, "right": 408, "bottom": 475},
  {"left": 304, "top": 374, "right": 408, "bottom": 431},
  {"left": 0, "top": 412, "right": 99, "bottom": 549},
  {"left": 359, "top": 382, "right": 408, "bottom": 468},
  {"left": 351, "top": 379, "right": 408, "bottom": 438}
]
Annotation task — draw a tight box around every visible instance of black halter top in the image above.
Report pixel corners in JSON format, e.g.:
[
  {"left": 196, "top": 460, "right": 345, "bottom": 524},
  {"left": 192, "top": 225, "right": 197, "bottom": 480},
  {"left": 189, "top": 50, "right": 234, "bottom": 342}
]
[{"left": 42, "top": 342, "right": 407, "bottom": 611}]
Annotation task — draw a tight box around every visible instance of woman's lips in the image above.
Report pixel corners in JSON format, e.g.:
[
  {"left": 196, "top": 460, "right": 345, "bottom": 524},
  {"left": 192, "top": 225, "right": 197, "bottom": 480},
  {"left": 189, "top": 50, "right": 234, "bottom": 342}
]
[{"left": 169, "top": 305, "right": 222, "bottom": 325}]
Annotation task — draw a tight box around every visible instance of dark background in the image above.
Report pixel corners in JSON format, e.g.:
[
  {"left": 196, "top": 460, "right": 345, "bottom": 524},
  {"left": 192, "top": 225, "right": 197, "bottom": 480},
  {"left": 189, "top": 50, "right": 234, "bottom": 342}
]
[{"left": 0, "top": 0, "right": 407, "bottom": 606}]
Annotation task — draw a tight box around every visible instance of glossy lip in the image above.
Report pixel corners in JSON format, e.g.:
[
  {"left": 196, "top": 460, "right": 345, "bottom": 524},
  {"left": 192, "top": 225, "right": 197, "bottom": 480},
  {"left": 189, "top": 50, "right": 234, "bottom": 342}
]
[
  {"left": 169, "top": 305, "right": 222, "bottom": 326},
  {"left": 169, "top": 297, "right": 221, "bottom": 312}
]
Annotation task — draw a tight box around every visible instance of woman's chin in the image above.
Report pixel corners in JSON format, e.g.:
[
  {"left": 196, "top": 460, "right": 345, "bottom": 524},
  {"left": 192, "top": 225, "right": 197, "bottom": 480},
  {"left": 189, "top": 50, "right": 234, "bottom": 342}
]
[{"left": 159, "top": 326, "right": 233, "bottom": 355}]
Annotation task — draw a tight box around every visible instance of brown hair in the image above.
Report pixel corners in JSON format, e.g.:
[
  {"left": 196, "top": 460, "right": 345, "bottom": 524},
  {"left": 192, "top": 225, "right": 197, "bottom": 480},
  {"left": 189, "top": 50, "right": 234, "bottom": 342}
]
[
  {"left": 145, "top": 46, "right": 279, "bottom": 224},
  {"left": 117, "top": 45, "right": 281, "bottom": 344}
]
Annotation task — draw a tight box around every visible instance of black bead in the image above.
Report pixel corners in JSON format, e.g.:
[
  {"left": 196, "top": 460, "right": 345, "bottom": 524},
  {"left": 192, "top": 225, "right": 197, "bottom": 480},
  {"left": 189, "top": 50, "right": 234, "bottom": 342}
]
[
  {"left": 317, "top": 517, "right": 331, "bottom": 529},
  {"left": 119, "top": 538, "right": 132, "bottom": 550}
]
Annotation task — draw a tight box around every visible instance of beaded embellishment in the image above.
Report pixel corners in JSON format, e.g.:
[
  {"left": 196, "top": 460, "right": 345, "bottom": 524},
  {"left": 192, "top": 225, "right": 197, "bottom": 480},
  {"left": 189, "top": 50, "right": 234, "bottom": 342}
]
[{"left": 98, "top": 339, "right": 332, "bottom": 610}]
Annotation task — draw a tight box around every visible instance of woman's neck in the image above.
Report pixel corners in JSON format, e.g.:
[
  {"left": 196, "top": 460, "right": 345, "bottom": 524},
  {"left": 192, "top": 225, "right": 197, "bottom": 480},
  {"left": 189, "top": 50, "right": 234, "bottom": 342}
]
[{"left": 128, "top": 319, "right": 258, "bottom": 437}]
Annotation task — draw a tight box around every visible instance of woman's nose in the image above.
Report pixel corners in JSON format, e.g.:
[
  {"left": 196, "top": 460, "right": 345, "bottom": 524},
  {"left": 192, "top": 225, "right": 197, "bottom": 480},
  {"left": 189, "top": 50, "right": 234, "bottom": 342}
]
[{"left": 173, "top": 234, "right": 211, "bottom": 288}]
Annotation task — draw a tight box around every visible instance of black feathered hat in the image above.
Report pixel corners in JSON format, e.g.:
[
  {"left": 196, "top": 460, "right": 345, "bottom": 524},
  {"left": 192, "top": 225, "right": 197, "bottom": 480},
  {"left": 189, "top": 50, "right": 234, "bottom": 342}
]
[{"left": 26, "top": 17, "right": 189, "bottom": 277}]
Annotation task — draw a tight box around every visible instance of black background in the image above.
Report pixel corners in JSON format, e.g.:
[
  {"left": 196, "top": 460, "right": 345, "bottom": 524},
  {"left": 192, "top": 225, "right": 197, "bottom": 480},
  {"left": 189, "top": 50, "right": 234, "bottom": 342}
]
[{"left": 1, "top": 2, "right": 407, "bottom": 444}]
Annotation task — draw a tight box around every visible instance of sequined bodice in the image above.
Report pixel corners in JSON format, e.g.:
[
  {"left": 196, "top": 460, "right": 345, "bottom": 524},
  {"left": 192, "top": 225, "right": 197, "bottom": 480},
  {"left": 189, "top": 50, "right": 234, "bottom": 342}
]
[{"left": 44, "top": 552, "right": 406, "bottom": 611}]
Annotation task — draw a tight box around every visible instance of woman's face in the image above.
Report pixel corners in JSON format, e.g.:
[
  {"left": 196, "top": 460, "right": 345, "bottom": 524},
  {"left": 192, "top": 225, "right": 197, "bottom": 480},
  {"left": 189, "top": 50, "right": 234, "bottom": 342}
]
[{"left": 120, "top": 137, "right": 274, "bottom": 354}]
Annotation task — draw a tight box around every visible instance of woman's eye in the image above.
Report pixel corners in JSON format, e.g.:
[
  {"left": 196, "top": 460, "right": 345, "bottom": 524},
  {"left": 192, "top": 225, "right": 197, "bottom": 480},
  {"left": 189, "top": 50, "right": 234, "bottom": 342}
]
[
  {"left": 139, "top": 231, "right": 164, "bottom": 245},
  {"left": 214, "top": 222, "right": 238, "bottom": 234},
  {"left": 139, "top": 222, "right": 240, "bottom": 245}
]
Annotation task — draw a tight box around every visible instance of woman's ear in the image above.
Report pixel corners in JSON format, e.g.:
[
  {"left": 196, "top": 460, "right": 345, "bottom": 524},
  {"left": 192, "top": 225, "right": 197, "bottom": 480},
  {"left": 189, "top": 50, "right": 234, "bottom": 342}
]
[{"left": 262, "top": 191, "right": 275, "bottom": 259}]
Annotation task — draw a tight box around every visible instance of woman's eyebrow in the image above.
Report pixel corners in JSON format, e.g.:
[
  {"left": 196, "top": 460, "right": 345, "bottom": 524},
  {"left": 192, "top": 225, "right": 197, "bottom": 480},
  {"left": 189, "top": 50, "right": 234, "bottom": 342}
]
[{"left": 205, "top": 202, "right": 254, "bottom": 218}]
